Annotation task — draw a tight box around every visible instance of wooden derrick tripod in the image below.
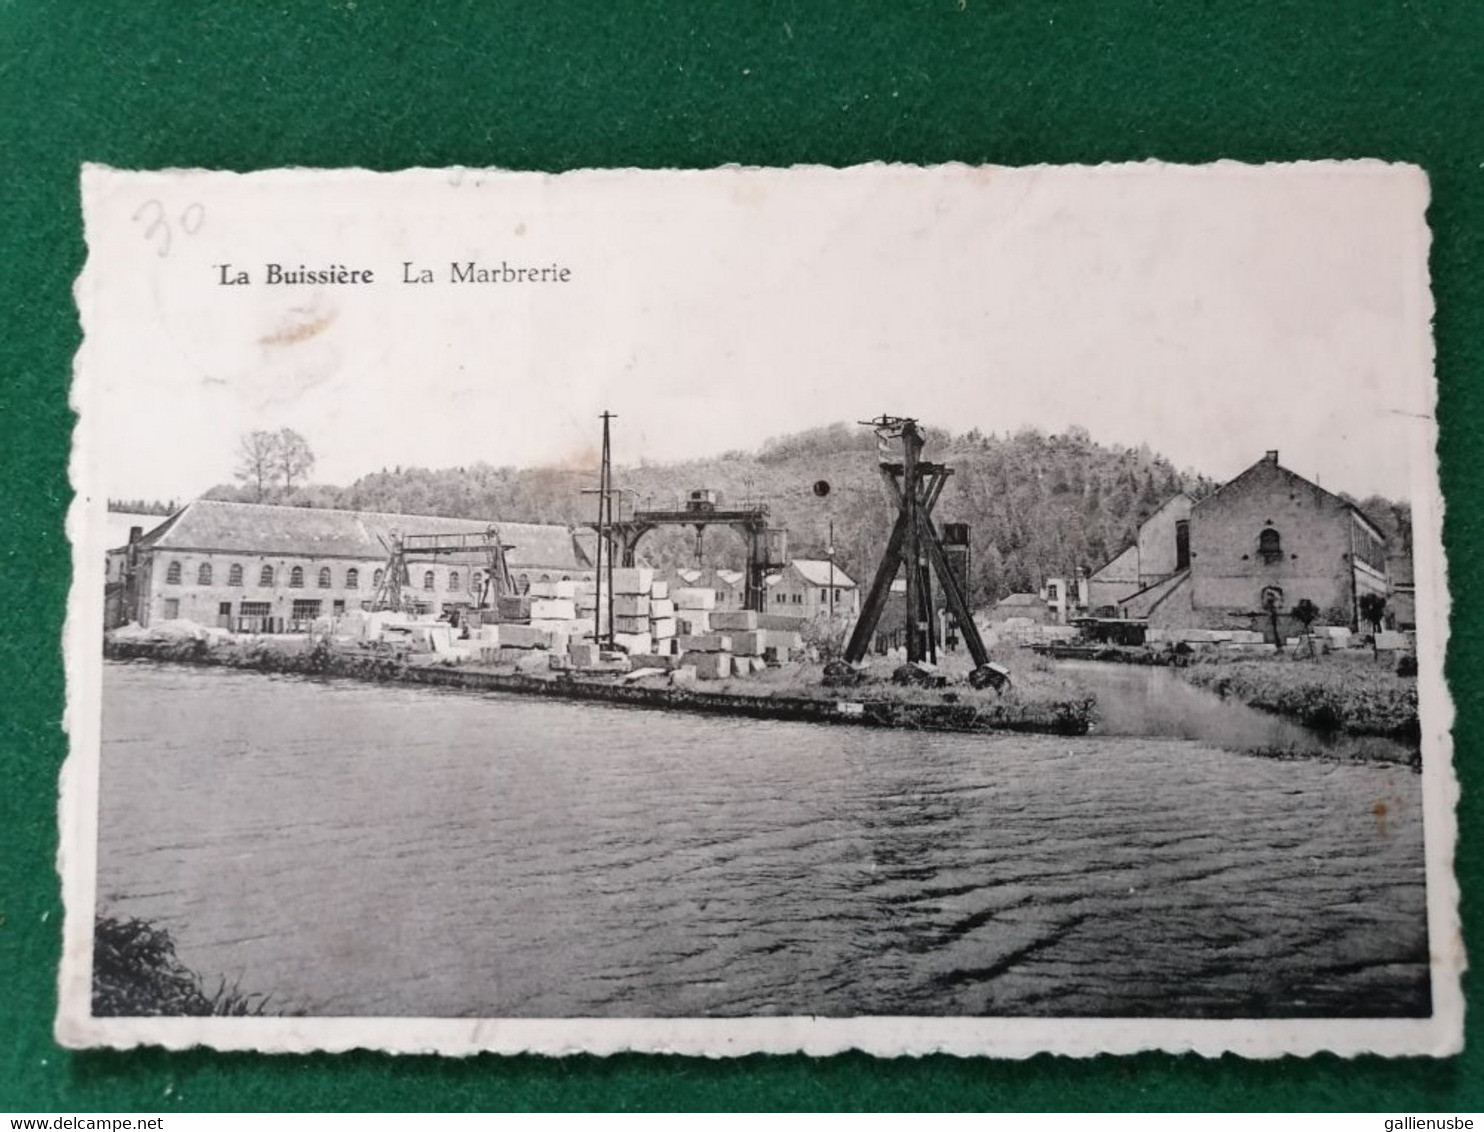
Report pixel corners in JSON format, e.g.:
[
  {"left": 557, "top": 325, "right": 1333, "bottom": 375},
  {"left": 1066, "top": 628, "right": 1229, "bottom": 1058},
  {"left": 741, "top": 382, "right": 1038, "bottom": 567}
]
[
  {"left": 843, "top": 416, "right": 993, "bottom": 673},
  {"left": 367, "top": 526, "right": 516, "bottom": 613}
]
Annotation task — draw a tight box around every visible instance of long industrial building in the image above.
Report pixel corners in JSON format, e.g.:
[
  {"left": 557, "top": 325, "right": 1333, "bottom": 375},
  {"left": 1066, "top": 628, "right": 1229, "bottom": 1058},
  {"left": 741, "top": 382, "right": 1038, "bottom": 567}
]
[{"left": 106, "top": 499, "right": 597, "bottom": 630}]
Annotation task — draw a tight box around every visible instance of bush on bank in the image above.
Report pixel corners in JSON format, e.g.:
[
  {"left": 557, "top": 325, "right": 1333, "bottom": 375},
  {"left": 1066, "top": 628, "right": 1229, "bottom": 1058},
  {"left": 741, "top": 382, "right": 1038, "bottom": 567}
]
[
  {"left": 1180, "top": 654, "right": 1419, "bottom": 739},
  {"left": 92, "top": 915, "right": 272, "bottom": 1017}
]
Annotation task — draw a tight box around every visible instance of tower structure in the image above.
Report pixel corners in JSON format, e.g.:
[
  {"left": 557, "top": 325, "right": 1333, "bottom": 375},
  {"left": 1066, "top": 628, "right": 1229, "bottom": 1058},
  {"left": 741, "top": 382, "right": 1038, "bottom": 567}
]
[{"left": 843, "top": 416, "right": 1001, "bottom": 686}]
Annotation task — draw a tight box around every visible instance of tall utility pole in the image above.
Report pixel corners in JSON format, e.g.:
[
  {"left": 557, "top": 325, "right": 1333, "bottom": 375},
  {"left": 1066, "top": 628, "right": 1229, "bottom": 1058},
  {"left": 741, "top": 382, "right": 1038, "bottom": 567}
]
[
  {"left": 584, "top": 411, "right": 618, "bottom": 647},
  {"left": 600, "top": 411, "right": 616, "bottom": 647},
  {"left": 828, "top": 519, "right": 835, "bottom": 619}
]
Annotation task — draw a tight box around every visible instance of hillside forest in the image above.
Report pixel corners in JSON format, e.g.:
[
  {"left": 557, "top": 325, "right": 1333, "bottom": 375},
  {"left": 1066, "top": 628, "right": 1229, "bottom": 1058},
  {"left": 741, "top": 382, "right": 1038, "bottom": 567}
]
[{"left": 113, "top": 423, "right": 1412, "bottom": 608}]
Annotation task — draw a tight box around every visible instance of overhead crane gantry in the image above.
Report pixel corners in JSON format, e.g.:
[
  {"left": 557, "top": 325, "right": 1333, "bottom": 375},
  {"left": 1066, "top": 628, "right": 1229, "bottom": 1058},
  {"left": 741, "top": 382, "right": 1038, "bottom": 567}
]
[{"left": 367, "top": 526, "right": 516, "bottom": 614}]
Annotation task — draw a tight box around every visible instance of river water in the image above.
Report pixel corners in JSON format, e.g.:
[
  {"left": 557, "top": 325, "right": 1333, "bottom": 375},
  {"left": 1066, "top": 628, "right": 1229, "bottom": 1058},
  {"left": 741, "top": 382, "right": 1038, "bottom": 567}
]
[{"left": 95, "top": 661, "right": 1429, "bottom": 1018}]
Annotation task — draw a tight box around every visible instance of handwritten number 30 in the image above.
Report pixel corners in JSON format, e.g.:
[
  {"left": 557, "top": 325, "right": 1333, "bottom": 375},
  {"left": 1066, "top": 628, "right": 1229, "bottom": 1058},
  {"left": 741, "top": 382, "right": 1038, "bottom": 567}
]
[{"left": 132, "top": 200, "right": 205, "bottom": 257}]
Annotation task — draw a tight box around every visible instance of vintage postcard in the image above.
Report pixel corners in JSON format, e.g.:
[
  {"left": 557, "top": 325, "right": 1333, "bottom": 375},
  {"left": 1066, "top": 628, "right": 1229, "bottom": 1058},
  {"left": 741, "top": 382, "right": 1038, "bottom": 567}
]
[{"left": 58, "top": 161, "right": 1461, "bottom": 1057}]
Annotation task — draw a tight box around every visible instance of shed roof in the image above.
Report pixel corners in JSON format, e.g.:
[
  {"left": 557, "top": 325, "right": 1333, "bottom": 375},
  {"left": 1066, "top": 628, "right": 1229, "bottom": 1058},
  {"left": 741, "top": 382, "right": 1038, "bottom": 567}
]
[
  {"left": 789, "top": 559, "right": 858, "bottom": 588},
  {"left": 132, "top": 498, "right": 592, "bottom": 570}
]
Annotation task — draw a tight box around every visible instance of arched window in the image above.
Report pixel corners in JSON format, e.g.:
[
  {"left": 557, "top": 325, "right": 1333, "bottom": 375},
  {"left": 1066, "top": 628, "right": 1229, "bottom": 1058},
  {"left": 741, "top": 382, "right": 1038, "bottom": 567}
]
[
  {"left": 197, "top": 563, "right": 213, "bottom": 585},
  {"left": 373, "top": 568, "right": 384, "bottom": 587},
  {"left": 259, "top": 565, "right": 274, "bottom": 586},
  {"left": 517, "top": 573, "right": 530, "bottom": 595},
  {"left": 423, "top": 570, "right": 435, "bottom": 591},
  {"left": 540, "top": 573, "right": 552, "bottom": 583},
  {"left": 165, "top": 561, "right": 182, "bottom": 585},
  {"left": 471, "top": 571, "right": 484, "bottom": 597},
  {"left": 1258, "top": 527, "right": 1283, "bottom": 564},
  {"left": 346, "top": 567, "right": 359, "bottom": 589},
  {"left": 449, "top": 571, "right": 461, "bottom": 592},
  {"left": 289, "top": 566, "right": 305, "bottom": 588},
  {"left": 318, "top": 567, "right": 332, "bottom": 589},
  {"left": 228, "top": 563, "right": 244, "bottom": 587}
]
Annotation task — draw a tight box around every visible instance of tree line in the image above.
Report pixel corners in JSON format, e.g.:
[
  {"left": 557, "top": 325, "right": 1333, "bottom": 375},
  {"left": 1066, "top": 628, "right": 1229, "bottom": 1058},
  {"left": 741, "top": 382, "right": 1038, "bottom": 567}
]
[{"left": 178, "top": 421, "right": 1415, "bottom": 609}]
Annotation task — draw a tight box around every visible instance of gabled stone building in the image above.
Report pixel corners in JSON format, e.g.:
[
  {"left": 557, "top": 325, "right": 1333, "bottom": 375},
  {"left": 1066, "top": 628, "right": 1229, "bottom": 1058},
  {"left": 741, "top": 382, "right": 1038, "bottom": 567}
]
[
  {"left": 1085, "top": 493, "right": 1191, "bottom": 612},
  {"left": 106, "top": 498, "right": 595, "bottom": 630},
  {"left": 1087, "top": 451, "right": 1391, "bottom": 636}
]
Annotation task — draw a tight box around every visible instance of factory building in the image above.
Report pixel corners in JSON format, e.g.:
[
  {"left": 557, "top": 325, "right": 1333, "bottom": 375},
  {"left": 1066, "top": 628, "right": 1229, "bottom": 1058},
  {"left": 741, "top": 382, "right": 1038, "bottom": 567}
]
[
  {"left": 1089, "top": 450, "right": 1392, "bottom": 635},
  {"left": 106, "top": 499, "right": 595, "bottom": 631}
]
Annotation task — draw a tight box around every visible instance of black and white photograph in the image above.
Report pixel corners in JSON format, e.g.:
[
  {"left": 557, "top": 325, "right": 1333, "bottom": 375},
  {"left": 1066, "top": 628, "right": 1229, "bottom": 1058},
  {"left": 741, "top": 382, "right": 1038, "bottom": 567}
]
[{"left": 58, "top": 162, "right": 1459, "bottom": 1057}]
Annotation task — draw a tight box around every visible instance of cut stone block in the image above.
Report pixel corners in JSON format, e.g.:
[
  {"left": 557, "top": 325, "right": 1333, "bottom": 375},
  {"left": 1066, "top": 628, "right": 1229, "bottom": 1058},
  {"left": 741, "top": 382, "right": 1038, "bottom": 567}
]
[
  {"left": 568, "top": 642, "right": 601, "bottom": 667},
  {"left": 756, "top": 613, "right": 805, "bottom": 631},
  {"left": 709, "top": 610, "right": 759, "bottom": 631},
  {"left": 497, "top": 623, "right": 546, "bottom": 649},
  {"left": 611, "top": 567, "right": 654, "bottom": 595},
  {"left": 530, "top": 598, "right": 576, "bottom": 621},
  {"left": 650, "top": 616, "right": 677, "bottom": 639},
  {"left": 760, "top": 628, "right": 803, "bottom": 651},
  {"left": 677, "top": 633, "right": 732, "bottom": 653},
  {"left": 614, "top": 614, "right": 650, "bottom": 634},
  {"left": 730, "top": 630, "right": 765, "bottom": 656},
  {"left": 649, "top": 580, "right": 669, "bottom": 600},
  {"left": 497, "top": 595, "right": 533, "bottom": 621},
  {"left": 614, "top": 594, "right": 650, "bottom": 618},
  {"left": 682, "top": 651, "right": 732, "bottom": 679},
  {"left": 649, "top": 598, "right": 675, "bottom": 618},
  {"left": 629, "top": 653, "right": 677, "bottom": 670},
  {"left": 613, "top": 631, "right": 653, "bottom": 655},
  {"left": 677, "top": 613, "right": 710, "bottom": 635},
  {"left": 674, "top": 587, "right": 717, "bottom": 610}
]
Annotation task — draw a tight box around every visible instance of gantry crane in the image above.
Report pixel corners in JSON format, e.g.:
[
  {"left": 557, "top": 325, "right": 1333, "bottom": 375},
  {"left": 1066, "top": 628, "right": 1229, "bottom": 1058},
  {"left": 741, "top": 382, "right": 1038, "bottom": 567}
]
[{"left": 367, "top": 526, "right": 516, "bottom": 614}]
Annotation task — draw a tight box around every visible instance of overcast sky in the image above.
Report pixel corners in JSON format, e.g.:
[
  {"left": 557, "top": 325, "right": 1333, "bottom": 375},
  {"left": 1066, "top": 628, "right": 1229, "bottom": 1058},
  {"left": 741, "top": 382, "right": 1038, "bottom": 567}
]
[{"left": 78, "top": 161, "right": 1435, "bottom": 507}]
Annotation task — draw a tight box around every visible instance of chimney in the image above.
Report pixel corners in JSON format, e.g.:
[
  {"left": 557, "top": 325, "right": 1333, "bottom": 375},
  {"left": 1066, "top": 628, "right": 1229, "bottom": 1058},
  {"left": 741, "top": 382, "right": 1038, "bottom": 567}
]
[
  {"left": 128, "top": 525, "right": 143, "bottom": 544},
  {"left": 1264, "top": 449, "right": 1279, "bottom": 465}
]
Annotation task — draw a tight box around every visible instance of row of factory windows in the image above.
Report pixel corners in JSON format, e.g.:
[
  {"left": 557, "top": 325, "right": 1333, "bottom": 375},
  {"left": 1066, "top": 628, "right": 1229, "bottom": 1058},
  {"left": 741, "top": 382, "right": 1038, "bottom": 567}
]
[
  {"left": 164, "top": 561, "right": 383, "bottom": 589},
  {"left": 773, "top": 588, "right": 846, "bottom": 604},
  {"left": 161, "top": 560, "right": 576, "bottom": 594}
]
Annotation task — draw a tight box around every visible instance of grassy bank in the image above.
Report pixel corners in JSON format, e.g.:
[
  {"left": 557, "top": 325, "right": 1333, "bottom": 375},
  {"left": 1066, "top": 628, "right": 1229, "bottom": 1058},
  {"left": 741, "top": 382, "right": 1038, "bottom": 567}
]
[
  {"left": 93, "top": 915, "right": 273, "bottom": 1017},
  {"left": 103, "top": 633, "right": 1100, "bottom": 736},
  {"left": 710, "top": 646, "right": 1098, "bottom": 736},
  {"left": 1179, "top": 652, "right": 1419, "bottom": 739}
]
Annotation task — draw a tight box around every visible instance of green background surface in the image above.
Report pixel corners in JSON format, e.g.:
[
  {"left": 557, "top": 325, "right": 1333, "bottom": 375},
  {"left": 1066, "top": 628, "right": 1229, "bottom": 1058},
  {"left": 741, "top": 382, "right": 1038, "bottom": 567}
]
[{"left": 1, "top": 0, "right": 1479, "bottom": 1113}]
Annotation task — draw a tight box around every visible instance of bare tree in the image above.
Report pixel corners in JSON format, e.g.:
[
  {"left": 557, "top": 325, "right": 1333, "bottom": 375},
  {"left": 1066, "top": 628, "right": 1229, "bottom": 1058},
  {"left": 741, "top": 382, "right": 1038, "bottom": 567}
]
[
  {"left": 276, "top": 428, "right": 316, "bottom": 492},
  {"left": 234, "top": 430, "right": 281, "bottom": 501}
]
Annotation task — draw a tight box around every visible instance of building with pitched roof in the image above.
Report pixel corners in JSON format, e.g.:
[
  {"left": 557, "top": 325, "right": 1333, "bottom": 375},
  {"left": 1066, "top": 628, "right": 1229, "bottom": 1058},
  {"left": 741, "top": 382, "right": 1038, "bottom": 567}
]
[
  {"left": 1089, "top": 450, "right": 1390, "bottom": 636},
  {"left": 764, "top": 558, "right": 859, "bottom": 620},
  {"left": 1085, "top": 493, "right": 1192, "bottom": 612},
  {"left": 106, "top": 498, "right": 595, "bottom": 630}
]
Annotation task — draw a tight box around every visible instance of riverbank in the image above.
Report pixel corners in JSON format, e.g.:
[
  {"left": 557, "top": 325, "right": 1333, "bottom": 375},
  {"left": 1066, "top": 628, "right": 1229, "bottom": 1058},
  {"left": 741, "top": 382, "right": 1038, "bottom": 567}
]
[
  {"left": 93, "top": 914, "right": 273, "bottom": 1017},
  {"left": 1178, "top": 652, "right": 1420, "bottom": 741},
  {"left": 102, "top": 635, "right": 1099, "bottom": 736}
]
